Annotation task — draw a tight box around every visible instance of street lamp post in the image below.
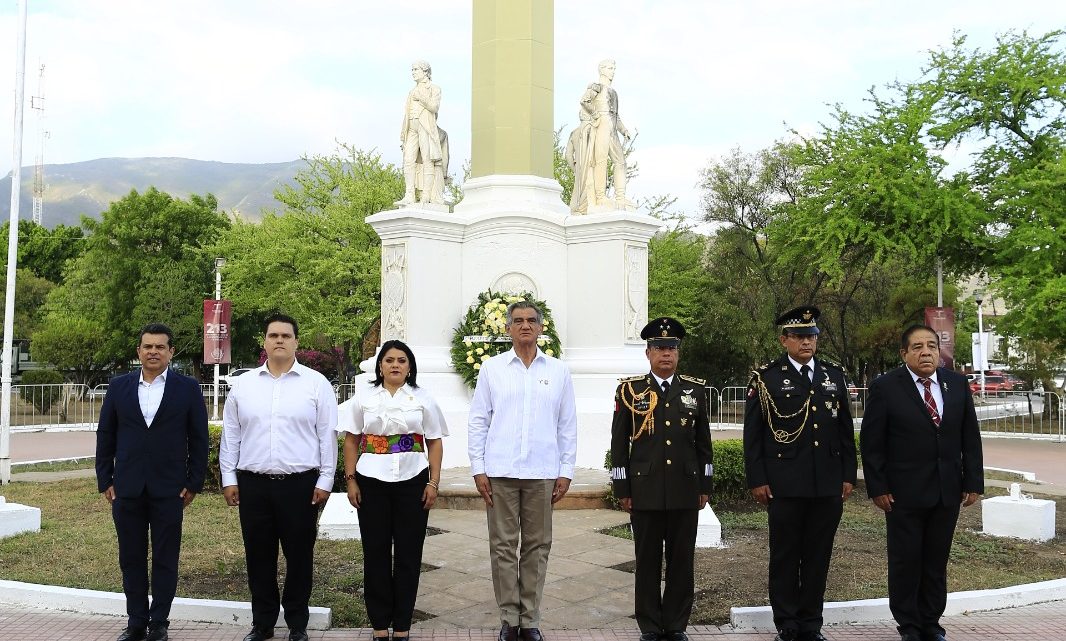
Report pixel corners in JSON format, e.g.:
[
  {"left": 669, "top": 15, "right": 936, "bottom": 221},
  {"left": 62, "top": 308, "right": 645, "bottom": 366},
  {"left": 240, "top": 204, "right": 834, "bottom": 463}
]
[
  {"left": 212, "top": 257, "right": 225, "bottom": 420},
  {"left": 975, "top": 290, "right": 986, "bottom": 399}
]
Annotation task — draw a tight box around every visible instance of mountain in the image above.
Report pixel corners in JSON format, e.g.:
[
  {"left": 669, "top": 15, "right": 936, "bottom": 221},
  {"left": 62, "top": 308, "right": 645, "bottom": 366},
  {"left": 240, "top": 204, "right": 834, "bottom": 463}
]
[{"left": 0, "top": 157, "right": 303, "bottom": 227}]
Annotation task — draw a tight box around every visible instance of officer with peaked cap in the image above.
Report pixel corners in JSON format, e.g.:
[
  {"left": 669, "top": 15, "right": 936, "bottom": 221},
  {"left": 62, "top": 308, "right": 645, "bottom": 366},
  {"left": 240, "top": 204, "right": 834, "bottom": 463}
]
[
  {"left": 743, "top": 306, "right": 857, "bottom": 641},
  {"left": 611, "top": 317, "right": 713, "bottom": 641}
]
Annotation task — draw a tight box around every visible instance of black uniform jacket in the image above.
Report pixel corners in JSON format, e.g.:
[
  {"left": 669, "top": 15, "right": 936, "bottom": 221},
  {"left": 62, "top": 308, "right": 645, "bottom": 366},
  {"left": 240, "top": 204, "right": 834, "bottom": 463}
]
[
  {"left": 611, "top": 372, "right": 714, "bottom": 510},
  {"left": 860, "top": 366, "right": 984, "bottom": 508},
  {"left": 743, "top": 355, "right": 857, "bottom": 497}
]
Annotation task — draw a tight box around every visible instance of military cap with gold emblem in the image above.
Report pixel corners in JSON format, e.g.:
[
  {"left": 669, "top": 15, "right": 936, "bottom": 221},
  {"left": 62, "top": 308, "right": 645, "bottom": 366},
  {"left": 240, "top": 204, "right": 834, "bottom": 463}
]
[
  {"left": 640, "top": 316, "right": 686, "bottom": 347},
  {"left": 775, "top": 305, "right": 821, "bottom": 335}
]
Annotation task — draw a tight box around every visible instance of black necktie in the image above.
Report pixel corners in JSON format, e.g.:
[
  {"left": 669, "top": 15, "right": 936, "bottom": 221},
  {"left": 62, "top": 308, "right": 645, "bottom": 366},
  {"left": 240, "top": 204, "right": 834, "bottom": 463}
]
[
  {"left": 661, "top": 380, "right": 670, "bottom": 396},
  {"left": 800, "top": 364, "right": 812, "bottom": 382}
]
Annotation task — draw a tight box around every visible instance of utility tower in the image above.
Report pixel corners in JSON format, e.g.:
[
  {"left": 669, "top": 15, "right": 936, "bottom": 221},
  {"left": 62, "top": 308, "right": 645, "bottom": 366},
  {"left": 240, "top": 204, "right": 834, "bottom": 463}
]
[{"left": 30, "top": 63, "right": 47, "bottom": 226}]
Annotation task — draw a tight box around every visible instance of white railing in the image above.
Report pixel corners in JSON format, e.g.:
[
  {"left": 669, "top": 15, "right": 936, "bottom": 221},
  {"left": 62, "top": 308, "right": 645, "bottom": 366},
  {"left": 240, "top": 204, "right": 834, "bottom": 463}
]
[{"left": 5, "top": 384, "right": 101, "bottom": 430}]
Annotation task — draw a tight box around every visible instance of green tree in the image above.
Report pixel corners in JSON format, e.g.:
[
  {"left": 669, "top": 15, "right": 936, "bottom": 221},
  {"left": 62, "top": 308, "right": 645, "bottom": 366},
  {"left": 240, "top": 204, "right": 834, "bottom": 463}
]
[
  {"left": 37, "top": 188, "right": 230, "bottom": 378},
  {"left": 30, "top": 315, "right": 111, "bottom": 387},
  {"left": 0, "top": 220, "right": 86, "bottom": 283},
  {"left": 213, "top": 146, "right": 402, "bottom": 382},
  {"left": 0, "top": 268, "right": 54, "bottom": 337}
]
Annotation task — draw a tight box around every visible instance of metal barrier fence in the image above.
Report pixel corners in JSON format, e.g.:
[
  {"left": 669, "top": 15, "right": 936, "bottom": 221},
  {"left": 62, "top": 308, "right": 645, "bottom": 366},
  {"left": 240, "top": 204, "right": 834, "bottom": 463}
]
[
  {"left": 6, "top": 383, "right": 1063, "bottom": 441},
  {"left": 4, "top": 384, "right": 101, "bottom": 429},
  {"left": 707, "top": 384, "right": 1064, "bottom": 441}
]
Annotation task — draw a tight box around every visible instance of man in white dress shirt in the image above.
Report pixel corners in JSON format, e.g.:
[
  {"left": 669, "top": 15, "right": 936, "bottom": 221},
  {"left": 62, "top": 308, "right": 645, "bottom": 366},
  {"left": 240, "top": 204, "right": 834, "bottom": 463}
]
[
  {"left": 220, "top": 313, "right": 338, "bottom": 641},
  {"left": 468, "top": 301, "right": 578, "bottom": 641}
]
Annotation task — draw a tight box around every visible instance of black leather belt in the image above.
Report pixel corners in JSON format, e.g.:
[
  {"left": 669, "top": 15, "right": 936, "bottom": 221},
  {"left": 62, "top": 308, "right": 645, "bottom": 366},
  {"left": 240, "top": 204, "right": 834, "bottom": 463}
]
[{"left": 236, "top": 468, "right": 319, "bottom": 481}]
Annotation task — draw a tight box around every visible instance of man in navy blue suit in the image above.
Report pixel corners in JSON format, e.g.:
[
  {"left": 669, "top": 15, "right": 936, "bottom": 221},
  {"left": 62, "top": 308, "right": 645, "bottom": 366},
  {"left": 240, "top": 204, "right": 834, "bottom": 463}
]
[
  {"left": 861, "top": 324, "right": 983, "bottom": 641},
  {"left": 96, "top": 323, "right": 210, "bottom": 641}
]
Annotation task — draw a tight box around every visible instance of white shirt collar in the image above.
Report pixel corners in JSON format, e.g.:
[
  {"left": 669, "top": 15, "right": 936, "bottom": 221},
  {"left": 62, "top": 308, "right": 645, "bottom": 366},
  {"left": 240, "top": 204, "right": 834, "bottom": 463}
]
[
  {"left": 256, "top": 359, "right": 307, "bottom": 378},
  {"left": 139, "top": 368, "right": 168, "bottom": 386},
  {"left": 506, "top": 347, "right": 545, "bottom": 365},
  {"left": 788, "top": 356, "right": 815, "bottom": 373},
  {"left": 906, "top": 366, "right": 939, "bottom": 384},
  {"left": 651, "top": 372, "right": 675, "bottom": 387}
]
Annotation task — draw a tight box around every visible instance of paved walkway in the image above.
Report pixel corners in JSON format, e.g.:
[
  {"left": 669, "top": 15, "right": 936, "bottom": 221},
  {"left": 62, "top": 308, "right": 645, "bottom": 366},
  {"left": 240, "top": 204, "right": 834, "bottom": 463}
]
[
  {"left": 1, "top": 601, "right": 1064, "bottom": 640},
  {"left": 4, "top": 430, "right": 1066, "bottom": 638}
]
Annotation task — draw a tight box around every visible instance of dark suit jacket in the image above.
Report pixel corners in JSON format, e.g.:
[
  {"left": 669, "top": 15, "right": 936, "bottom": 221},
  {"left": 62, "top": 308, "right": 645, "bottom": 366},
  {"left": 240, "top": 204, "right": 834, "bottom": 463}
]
[
  {"left": 611, "top": 372, "right": 714, "bottom": 510},
  {"left": 96, "top": 369, "right": 210, "bottom": 499},
  {"left": 860, "top": 366, "right": 984, "bottom": 508},
  {"left": 744, "top": 354, "right": 857, "bottom": 497}
]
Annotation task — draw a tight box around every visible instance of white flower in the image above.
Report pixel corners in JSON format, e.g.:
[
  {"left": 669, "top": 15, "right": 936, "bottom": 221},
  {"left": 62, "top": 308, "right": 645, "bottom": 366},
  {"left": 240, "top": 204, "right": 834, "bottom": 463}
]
[
  {"left": 537, "top": 339, "right": 547, "bottom": 346},
  {"left": 466, "top": 356, "right": 474, "bottom": 364},
  {"left": 542, "top": 320, "right": 549, "bottom": 329},
  {"left": 463, "top": 339, "right": 472, "bottom": 346},
  {"left": 480, "top": 354, "right": 490, "bottom": 362},
  {"left": 476, "top": 347, "right": 484, "bottom": 355},
  {"left": 473, "top": 363, "right": 481, "bottom": 370},
  {"left": 546, "top": 349, "right": 555, "bottom": 356}
]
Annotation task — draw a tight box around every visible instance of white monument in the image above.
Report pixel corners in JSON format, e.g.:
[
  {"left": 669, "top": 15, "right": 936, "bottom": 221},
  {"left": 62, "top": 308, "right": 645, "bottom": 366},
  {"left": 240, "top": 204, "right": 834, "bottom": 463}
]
[
  {"left": 364, "top": 1, "right": 660, "bottom": 470},
  {"left": 396, "top": 60, "right": 449, "bottom": 208},
  {"left": 982, "top": 483, "right": 1056, "bottom": 542},
  {"left": 0, "top": 495, "right": 41, "bottom": 539}
]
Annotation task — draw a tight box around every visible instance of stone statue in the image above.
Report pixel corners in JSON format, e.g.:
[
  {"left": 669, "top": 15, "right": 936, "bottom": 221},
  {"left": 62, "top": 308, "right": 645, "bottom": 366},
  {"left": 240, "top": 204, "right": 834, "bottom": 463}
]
[
  {"left": 567, "top": 59, "right": 634, "bottom": 213},
  {"left": 396, "top": 60, "right": 449, "bottom": 207}
]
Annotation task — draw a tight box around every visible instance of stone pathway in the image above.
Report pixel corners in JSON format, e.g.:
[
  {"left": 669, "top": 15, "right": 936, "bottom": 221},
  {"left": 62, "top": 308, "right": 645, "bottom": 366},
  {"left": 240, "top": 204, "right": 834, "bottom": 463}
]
[{"left": 1, "top": 600, "right": 1064, "bottom": 640}]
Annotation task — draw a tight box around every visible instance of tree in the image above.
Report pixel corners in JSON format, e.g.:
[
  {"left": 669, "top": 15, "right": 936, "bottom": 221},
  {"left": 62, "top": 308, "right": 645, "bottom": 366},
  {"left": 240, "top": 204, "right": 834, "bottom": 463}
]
[
  {"left": 213, "top": 145, "right": 402, "bottom": 382},
  {"left": 0, "top": 219, "right": 86, "bottom": 283},
  {"left": 777, "top": 29, "right": 1065, "bottom": 371},
  {"left": 37, "top": 188, "right": 230, "bottom": 378},
  {"left": 31, "top": 315, "right": 111, "bottom": 387},
  {"left": 0, "top": 268, "right": 54, "bottom": 337}
]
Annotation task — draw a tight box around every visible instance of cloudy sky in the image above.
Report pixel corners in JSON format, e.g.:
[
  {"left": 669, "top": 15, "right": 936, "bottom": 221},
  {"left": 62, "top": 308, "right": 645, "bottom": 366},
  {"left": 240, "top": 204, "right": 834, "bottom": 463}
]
[{"left": 1, "top": 0, "right": 1063, "bottom": 216}]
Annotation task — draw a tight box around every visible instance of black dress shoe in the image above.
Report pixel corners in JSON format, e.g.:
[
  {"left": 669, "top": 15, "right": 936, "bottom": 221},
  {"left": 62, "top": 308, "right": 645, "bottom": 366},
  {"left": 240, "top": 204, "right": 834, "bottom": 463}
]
[
  {"left": 146, "top": 622, "right": 169, "bottom": 641},
  {"left": 288, "top": 630, "right": 309, "bottom": 641},
  {"left": 638, "top": 633, "right": 660, "bottom": 641},
  {"left": 775, "top": 630, "right": 799, "bottom": 641},
  {"left": 499, "top": 624, "right": 518, "bottom": 641},
  {"left": 242, "top": 627, "right": 275, "bottom": 641},
  {"left": 665, "top": 633, "right": 688, "bottom": 641},
  {"left": 117, "top": 627, "right": 147, "bottom": 641},
  {"left": 518, "top": 628, "right": 544, "bottom": 641}
]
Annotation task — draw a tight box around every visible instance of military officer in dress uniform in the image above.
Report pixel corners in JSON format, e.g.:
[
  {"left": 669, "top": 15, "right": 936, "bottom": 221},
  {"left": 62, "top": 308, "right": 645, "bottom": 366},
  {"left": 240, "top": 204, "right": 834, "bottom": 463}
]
[
  {"left": 743, "top": 306, "right": 857, "bottom": 641},
  {"left": 611, "top": 317, "right": 714, "bottom": 641}
]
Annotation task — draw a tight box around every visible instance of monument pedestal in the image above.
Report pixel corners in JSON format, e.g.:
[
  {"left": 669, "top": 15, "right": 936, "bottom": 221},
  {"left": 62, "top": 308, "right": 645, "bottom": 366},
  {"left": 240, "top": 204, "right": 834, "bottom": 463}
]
[
  {"left": 365, "top": 176, "right": 660, "bottom": 469},
  {"left": 0, "top": 496, "right": 41, "bottom": 539},
  {"left": 982, "top": 487, "right": 1056, "bottom": 542}
]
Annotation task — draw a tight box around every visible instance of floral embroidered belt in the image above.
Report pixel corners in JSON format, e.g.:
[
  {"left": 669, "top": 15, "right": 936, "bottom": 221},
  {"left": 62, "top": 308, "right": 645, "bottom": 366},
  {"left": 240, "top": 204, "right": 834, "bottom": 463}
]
[{"left": 359, "top": 433, "right": 426, "bottom": 454}]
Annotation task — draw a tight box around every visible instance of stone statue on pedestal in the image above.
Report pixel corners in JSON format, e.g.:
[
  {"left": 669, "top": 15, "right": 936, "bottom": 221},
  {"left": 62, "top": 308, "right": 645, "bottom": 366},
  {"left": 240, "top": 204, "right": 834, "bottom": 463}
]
[
  {"left": 396, "top": 60, "right": 449, "bottom": 207},
  {"left": 567, "top": 59, "right": 635, "bottom": 214}
]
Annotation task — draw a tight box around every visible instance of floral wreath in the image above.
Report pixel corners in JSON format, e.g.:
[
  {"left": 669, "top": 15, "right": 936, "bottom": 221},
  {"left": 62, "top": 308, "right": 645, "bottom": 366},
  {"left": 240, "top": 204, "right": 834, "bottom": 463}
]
[{"left": 450, "top": 290, "right": 563, "bottom": 388}]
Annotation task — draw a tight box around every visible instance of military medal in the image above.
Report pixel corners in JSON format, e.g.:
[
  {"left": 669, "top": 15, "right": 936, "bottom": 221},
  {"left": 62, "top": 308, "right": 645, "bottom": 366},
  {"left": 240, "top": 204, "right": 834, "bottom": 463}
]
[
  {"left": 681, "top": 393, "right": 697, "bottom": 410},
  {"left": 681, "top": 418, "right": 689, "bottom": 427}
]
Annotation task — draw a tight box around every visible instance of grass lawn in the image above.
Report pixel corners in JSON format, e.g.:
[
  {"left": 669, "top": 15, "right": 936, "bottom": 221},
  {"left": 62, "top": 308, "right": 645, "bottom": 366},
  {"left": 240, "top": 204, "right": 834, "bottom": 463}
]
[{"left": 0, "top": 477, "right": 369, "bottom": 627}]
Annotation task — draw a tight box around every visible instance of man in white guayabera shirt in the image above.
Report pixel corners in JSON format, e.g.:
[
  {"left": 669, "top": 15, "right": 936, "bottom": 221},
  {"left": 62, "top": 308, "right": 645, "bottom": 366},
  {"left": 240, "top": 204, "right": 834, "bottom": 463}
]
[{"left": 468, "top": 301, "right": 578, "bottom": 641}]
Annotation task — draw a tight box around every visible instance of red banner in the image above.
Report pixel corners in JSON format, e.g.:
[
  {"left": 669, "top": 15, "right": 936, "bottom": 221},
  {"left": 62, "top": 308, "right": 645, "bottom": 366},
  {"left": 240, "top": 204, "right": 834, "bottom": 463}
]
[
  {"left": 924, "top": 306, "right": 955, "bottom": 370},
  {"left": 203, "top": 299, "right": 232, "bottom": 365}
]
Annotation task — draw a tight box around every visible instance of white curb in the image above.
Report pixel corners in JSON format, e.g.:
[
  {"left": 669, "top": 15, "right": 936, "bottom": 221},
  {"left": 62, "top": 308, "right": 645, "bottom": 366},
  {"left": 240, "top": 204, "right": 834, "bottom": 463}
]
[
  {"left": 730, "top": 577, "right": 1066, "bottom": 628},
  {"left": 0, "top": 580, "right": 332, "bottom": 630}
]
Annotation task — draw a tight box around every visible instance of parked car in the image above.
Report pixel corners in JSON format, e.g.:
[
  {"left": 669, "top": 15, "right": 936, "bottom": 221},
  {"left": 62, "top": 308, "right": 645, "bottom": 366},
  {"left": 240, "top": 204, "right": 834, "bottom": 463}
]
[
  {"left": 969, "top": 375, "right": 1013, "bottom": 394},
  {"left": 219, "top": 367, "right": 253, "bottom": 388}
]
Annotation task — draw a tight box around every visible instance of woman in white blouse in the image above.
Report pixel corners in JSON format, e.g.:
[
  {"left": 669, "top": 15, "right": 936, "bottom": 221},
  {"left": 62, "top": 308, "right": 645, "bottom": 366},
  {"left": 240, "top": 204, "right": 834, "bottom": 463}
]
[{"left": 338, "top": 340, "right": 447, "bottom": 641}]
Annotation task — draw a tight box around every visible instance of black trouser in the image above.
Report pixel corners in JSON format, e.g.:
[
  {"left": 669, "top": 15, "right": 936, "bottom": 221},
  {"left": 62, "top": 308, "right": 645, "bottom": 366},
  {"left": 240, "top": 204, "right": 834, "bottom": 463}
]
[
  {"left": 357, "top": 469, "right": 430, "bottom": 632},
  {"left": 237, "top": 470, "right": 321, "bottom": 632},
  {"left": 112, "top": 490, "right": 185, "bottom": 629},
  {"left": 630, "top": 508, "right": 699, "bottom": 634},
  {"left": 886, "top": 501, "right": 961, "bottom": 638},
  {"left": 767, "top": 496, "right": 844, "bottom": 634}
]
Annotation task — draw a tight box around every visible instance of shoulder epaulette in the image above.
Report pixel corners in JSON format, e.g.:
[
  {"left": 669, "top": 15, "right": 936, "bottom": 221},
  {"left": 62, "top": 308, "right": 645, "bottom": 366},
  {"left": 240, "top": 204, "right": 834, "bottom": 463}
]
[
  {"left": 819, "top": 359, "right": 844, "bottom": 371},
  {"left": 618, "top": 374, "right": 645, "bottom": 384},
  {"left": 679, "top": 374, "right": 706, "bottom": 386}
]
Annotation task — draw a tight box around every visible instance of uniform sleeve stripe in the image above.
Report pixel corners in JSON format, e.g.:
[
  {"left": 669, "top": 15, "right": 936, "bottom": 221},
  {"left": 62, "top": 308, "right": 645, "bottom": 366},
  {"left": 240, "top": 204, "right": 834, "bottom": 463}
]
[
  {"left": 704, "top": 464, "right": 713, "bottom": 477},
  {"left": 611, "top": 467, "right": 627, "bottom": 480}
]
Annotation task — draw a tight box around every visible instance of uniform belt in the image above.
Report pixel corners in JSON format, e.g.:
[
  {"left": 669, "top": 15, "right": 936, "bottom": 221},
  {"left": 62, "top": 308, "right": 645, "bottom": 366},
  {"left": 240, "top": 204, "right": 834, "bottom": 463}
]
[
  {"left": 359, "top": 433, "right": 426, "bottom": 454},
  {"left": 236, "top": 468, "right": 319, "bottom": 481}
]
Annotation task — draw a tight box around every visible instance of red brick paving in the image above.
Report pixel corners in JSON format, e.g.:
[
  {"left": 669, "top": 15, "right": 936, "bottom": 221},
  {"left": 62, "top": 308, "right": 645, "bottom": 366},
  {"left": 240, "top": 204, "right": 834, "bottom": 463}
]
[{"left": 1, "top": 602, "right": 1065, "bottom": 640}]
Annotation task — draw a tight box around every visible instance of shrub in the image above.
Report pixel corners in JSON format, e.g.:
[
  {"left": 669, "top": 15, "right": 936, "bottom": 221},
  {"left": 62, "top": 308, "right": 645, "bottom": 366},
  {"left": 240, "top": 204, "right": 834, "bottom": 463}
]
[{"left": 18, "top": 369, "right": 65, "bottom": 414}]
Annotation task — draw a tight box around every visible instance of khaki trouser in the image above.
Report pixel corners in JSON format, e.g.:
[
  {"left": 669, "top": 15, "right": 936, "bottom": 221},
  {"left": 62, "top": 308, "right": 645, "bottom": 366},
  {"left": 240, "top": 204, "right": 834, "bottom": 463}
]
[{"left": 485, "top": 478, "right": 555, "bottom": 627}]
